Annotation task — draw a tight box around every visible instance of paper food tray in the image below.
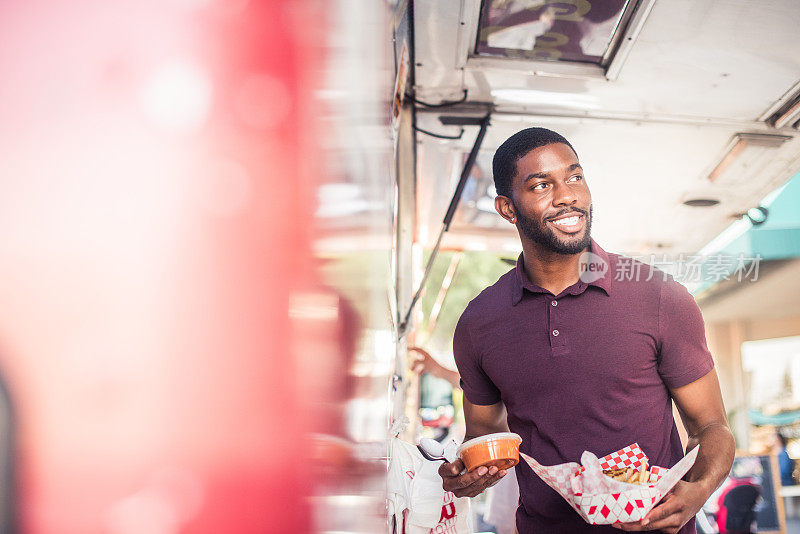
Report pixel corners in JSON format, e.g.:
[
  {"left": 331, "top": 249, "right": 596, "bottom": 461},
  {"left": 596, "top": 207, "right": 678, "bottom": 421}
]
[{"left": 520, "top": 443, "right": 699, "bottom": 524}]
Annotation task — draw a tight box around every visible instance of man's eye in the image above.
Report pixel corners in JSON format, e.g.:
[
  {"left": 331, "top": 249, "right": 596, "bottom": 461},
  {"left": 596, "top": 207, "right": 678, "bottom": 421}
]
[
  {"left": 568, "top": 175, "right": 583, "bottom": 182},
  {"left": 532, "top": 183, "right": 548, "bottom": 190}
]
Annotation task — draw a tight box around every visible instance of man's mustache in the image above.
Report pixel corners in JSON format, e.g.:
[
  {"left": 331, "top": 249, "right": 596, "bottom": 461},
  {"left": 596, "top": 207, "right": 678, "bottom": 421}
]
[{"left": 545, "top": 207, "right": 589, "bottom": 221}]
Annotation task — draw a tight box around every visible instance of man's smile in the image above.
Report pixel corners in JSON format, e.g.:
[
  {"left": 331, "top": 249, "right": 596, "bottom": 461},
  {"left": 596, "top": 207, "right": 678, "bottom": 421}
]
[{"left": 546, "top": 211, "right": 586, "bottom": 235}]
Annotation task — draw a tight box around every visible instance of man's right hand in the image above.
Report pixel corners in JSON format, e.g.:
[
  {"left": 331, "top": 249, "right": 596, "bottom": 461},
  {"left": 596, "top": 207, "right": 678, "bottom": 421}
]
[{"left": 438, "top": 458, "right": 507, "bottom": 498}]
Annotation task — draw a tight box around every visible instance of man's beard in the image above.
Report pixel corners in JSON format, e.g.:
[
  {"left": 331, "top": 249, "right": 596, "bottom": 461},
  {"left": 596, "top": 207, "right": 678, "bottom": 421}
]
[{"left": 515, "top": 204, "right": 592, "bottom": 255}]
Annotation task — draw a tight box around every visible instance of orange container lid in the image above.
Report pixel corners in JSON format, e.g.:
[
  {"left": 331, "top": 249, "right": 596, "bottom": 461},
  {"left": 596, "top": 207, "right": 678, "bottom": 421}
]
[{"left": 456, "top": 432, "right": 522, "bottom": 456}]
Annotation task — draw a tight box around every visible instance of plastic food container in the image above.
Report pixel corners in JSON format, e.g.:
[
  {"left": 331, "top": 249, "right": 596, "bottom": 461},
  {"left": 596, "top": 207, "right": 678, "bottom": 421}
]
[{"left": 457, "top": 432, "right": 522, "bottom": 472}]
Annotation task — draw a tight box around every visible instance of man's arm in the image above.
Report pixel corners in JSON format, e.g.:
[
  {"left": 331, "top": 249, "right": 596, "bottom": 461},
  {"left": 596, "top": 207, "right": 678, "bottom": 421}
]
[
  {"left": 616, "top": 369, "right": 735, "bottom": 533},
  {"left": 408, "top": 346, "right": 461, "bottom": 389},
  {"left": 438, "top": 397, "right": 510, "bottom": 497},
  {"left": 463, "top": 395, "right": 510, "bottom": 439}
]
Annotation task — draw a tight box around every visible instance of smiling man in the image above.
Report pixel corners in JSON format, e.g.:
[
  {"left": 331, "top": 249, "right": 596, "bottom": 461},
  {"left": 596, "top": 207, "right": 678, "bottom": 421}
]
[{"left": 438, "top": 128, "right": 734, "bottom": 533}]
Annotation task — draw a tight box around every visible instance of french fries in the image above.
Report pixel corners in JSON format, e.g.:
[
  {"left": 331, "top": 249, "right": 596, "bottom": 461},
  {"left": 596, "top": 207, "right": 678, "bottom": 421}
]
[{"left": 602, "top": 459, "right": 651, "bottom": 485}]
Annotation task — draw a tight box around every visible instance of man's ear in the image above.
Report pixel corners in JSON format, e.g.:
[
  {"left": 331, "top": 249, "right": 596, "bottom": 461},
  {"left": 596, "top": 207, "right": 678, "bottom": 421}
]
[{"left": 495, "top": 195, "right": 516, "bottom": 225}]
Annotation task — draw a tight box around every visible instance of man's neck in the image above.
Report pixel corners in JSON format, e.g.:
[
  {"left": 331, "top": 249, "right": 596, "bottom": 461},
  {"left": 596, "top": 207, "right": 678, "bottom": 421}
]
[{"left": 520, "top": 240, "right": 589, "bottom": 296}]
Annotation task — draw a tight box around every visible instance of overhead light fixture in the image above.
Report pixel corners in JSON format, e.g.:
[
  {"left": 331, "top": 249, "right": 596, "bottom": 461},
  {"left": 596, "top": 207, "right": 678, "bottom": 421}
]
[
  {"left": 770, "top": 99, "right": 800, "bottom": 129},
  {"left": 730, "top": 206, "right": 770, "bottom": 226},
  {"left": 707, "top": 133, "right": 791, "bottom": 186},
  {"left": 682, "top": 198, "right": 720, "bottom": 207},
  {"left": 745, "top": 206, "right": 769, "bottom": 226},
  {"left": 490, "top": 89, "right": 600, "bottom": 110},
  {"left": 763, "top": 81, "right": 800, "bottom": 129}
]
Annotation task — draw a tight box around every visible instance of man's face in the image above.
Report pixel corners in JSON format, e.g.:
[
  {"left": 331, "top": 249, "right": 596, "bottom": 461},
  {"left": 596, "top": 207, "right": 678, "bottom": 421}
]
[{"left": 508, "top": 142, "right": 592, "bottom": 254}]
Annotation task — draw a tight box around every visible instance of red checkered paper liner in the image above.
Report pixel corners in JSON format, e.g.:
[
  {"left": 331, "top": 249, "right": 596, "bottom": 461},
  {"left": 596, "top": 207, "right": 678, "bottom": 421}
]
[{"left": 520, "top": 444, "right": 699, "bottom": 525}]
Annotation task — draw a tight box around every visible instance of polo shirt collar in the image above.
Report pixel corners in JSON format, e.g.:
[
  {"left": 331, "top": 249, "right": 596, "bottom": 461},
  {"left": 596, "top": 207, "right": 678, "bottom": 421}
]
[{"left": 511, "top": 239, "right": 613, "bottom": 305}]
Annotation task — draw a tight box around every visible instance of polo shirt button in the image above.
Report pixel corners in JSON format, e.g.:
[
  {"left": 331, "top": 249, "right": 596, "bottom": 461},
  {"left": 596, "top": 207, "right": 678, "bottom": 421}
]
[
  {"left": 551, "top": 300, "right": 558, "bottom": 307},
  {"left": 552, "top": 329, "right": 559, "bottom": 336}
]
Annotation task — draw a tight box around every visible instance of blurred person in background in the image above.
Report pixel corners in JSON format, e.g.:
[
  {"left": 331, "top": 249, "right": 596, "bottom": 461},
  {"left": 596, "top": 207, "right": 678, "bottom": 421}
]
[
  {"left": 436, "top": 128, "right": 735, "bottom": 533},
  {"left": 409, "top": 346, "right": 460, "bottom": 389},
  {"left": 773, "top": 432, "right": 795, "bottom": 487},
  {"left": 714, "top": 459, "right": 762, "bottom": 534}
]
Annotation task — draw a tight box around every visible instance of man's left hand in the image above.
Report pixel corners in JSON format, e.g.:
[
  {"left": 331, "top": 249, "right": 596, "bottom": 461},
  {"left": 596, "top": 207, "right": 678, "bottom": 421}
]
[{"left": 611, "top": 480, "right": 707, "bottom": 533}]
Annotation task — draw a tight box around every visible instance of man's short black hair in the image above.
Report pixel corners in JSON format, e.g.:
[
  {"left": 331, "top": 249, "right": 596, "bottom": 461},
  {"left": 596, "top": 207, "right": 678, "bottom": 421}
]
[{"left": 492, "top": 127, "right": 577, "bottom": 199}]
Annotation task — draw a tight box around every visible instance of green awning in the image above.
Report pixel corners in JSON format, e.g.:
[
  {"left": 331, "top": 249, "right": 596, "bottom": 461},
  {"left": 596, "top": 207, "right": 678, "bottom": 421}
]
[
  {"left": 748, "top": 408, "right": 800, "bottom": 426},
  {"left": 692, "top": 171, "right": 800, "bottom": 295}
]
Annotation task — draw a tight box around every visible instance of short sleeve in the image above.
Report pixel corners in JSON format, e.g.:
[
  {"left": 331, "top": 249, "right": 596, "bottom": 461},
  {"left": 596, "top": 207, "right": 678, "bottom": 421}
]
[
  {"left": 453, "top": 311, "right": 501, "bottom": 405},
  {"left": 657, "top": 277, "right": 715, "bottom": 389}
]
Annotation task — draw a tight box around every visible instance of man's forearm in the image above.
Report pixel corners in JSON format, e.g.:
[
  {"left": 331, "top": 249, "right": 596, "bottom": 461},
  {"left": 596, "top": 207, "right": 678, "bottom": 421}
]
[
  {"left": 685, "top": 422, "right": 735, "bottom": 495},
  {"left": 463, "top": 400, "right": 510, "bottom": 442}
]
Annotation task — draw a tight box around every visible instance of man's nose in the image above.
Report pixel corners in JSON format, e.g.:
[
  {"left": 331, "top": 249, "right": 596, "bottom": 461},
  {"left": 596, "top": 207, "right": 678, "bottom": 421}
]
[{"left": 552, "top": 181, "right": 577, "bottom": 207}]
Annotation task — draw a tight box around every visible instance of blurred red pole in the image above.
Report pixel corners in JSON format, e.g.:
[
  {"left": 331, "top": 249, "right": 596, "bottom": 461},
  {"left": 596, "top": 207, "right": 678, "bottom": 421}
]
[{"left": 0, "top": 0, "right": 328, "bottom": 532}]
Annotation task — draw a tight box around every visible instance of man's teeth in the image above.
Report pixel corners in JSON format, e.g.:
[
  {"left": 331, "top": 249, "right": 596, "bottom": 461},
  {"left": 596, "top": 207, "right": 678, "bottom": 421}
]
[{"left": 552, "top": 215, "right": 580, "bottom": 226}]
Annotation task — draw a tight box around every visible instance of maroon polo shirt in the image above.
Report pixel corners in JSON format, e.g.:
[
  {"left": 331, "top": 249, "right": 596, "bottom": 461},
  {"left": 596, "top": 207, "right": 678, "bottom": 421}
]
[{"left": 453, "top": 240, "right": 714, "bottom": 534}]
